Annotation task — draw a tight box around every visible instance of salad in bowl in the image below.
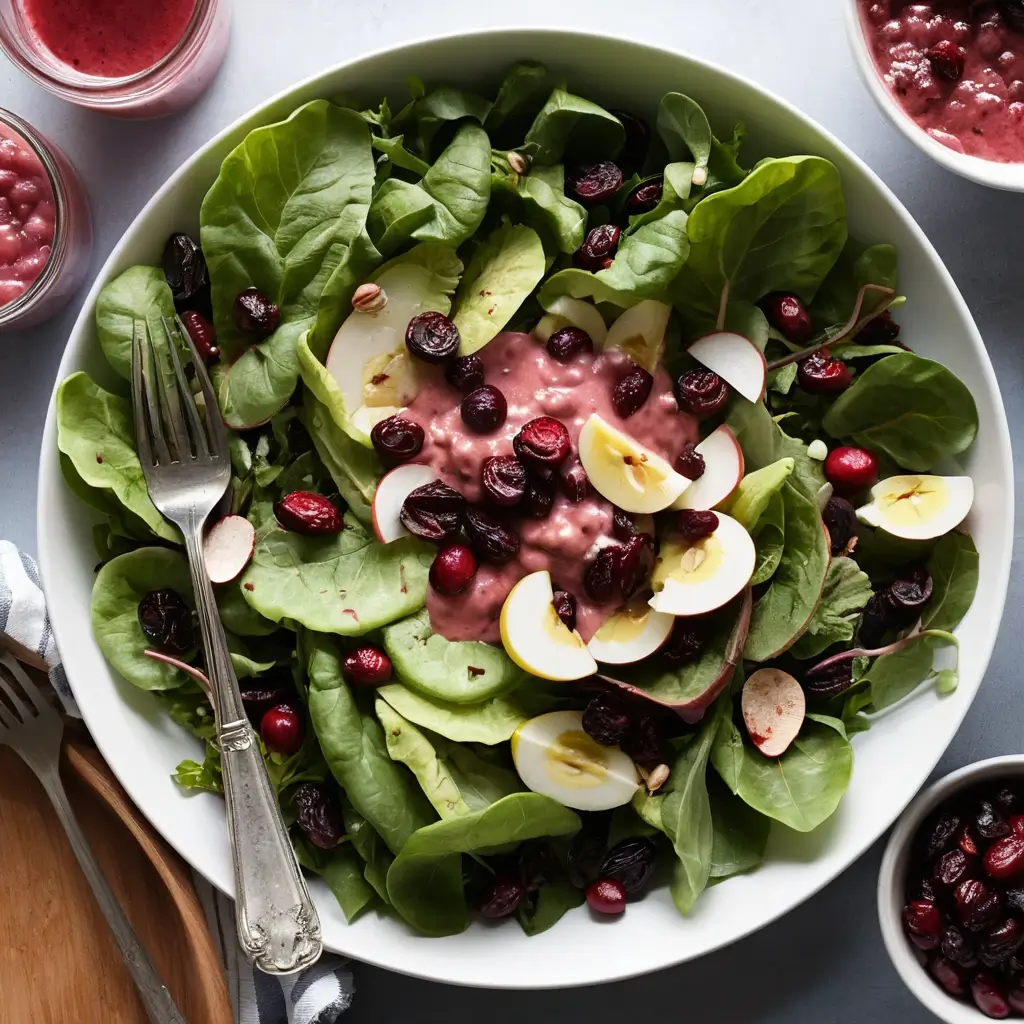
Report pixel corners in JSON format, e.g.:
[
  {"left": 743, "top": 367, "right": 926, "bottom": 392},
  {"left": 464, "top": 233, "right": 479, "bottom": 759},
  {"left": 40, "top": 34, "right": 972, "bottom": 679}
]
[{"left": 56, "top": 60, "right": 981, "bottom": 940}]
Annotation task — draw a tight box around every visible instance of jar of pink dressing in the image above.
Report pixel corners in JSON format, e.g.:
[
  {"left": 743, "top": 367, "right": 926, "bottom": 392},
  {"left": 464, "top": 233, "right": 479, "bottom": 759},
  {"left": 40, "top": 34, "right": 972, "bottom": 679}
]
[
  {"left": 0, "top": 0, "right": 230, "bottom": 119},
  {"left": 0, "top": 109, "right": 92, "bottom": 332}
]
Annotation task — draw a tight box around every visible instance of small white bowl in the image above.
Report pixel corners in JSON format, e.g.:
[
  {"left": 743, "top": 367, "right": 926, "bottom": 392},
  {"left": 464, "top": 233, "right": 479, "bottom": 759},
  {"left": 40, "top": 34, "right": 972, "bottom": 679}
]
[
  {"left": 844, "top": 0, "right": 1024, "bottom": 191},
  {"left": 878, "top": 755, "right": 1024, "bottom": 1023}
]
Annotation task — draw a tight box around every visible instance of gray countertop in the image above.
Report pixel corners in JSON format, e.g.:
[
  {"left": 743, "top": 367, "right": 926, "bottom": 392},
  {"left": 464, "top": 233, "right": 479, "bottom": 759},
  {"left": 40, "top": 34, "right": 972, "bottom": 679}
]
[{"left": 3, "top": 0, "right": 1023, "bottom": 1019}]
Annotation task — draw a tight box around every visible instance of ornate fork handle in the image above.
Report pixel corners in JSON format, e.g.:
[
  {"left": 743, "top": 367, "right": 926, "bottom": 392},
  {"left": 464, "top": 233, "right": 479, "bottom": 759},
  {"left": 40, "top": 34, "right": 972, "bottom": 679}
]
[{"left": 182, "top": 518, "right": 322, "bottom": 975}]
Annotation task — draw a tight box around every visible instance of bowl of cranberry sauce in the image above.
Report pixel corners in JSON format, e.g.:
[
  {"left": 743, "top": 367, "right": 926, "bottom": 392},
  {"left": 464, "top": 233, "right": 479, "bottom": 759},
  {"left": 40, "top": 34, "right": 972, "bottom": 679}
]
[
  {"left": 0, "top": 0, "right": 230, "bottom": 118},
  {"left": 0, "top": 109, "right": 92, "bottom": 332},
  {"left": 847, "top": 1, "right": 1024, "bottom": 188},
  {"left": 879, "top": 756, "right": 1024, "bottom": 1023}
]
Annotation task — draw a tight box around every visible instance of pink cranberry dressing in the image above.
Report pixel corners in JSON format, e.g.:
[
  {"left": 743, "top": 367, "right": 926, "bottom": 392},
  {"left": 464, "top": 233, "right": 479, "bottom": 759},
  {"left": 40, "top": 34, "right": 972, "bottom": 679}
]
[
  {"left": 403, "top": 331, "right": 700, "bottom": 645},
  {"left": 859, "top": 1, "right": 1024, "bottom": 161},
  {"left": 0, "top": 122, "right": 55, "bottom": 309}
]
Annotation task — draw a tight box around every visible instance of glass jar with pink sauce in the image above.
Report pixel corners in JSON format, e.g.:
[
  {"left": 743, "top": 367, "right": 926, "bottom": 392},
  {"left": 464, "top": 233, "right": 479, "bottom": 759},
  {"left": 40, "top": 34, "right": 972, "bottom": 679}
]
[
  {"left": 0, "top": 0, "right": 230, "bottom": 118},
  {"left": 0, "top": 109, "right": 92, "bottom": 332}
]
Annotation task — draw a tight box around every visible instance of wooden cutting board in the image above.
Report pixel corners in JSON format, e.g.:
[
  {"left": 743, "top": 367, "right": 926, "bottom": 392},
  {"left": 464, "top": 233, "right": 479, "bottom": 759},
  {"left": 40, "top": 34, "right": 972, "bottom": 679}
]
[{"left": 0, "top": 735, "right": 232, "bottom": 1024}]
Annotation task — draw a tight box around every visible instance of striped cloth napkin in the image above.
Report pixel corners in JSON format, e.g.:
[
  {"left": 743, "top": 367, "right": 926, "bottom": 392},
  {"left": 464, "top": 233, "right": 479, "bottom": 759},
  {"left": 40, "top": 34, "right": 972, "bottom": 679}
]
[{"left": 0, "top": 540, "right": 355, "bottom": 1024}]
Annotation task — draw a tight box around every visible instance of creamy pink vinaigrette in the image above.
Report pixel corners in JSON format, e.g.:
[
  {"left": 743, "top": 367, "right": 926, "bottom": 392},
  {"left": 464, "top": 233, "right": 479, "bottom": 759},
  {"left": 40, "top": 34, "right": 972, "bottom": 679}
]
[{"left": 403, "top": 331, "right": 700, "bottom": 645}]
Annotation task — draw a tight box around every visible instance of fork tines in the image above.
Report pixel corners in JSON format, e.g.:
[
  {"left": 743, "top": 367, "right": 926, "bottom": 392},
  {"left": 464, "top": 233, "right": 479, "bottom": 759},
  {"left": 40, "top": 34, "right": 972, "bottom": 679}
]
[{"left": 0, "top": 651, "right": 51, "bottom": 729}]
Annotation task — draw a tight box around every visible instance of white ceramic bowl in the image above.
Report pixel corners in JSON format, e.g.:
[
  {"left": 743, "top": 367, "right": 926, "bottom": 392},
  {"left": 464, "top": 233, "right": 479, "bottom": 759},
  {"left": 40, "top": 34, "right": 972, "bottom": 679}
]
[
  {"left": 844, "top": 0, "right": 1024, "bottom": 191},
  {"left": 36, "top": 29, "right": 1014, "bottom": 989},
  {"left": 879, "top": 756, "right": 1024, "bottom": 1023}
]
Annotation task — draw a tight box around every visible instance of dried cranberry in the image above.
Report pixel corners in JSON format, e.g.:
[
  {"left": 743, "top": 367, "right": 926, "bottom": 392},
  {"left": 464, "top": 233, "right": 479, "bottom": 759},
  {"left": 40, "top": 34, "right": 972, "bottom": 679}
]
[
  {"left": 621, "top": 714, "right": 666, "bottom": 769},
  {"left": 662, "top": 618, "right": 707, "bottom": 665},
  {"left": 405, "top": 311, "right": 460, "bottom": 363},
  {"left": 618, "top": 533, "right": 655, "bottom": 601},
  {"left": 971, "top": 972, "right": 1011, "bottom": 1018},
  {"left": 582, "top": 694, "right": 633, "bottom": 746},
  {"left": 292, "top": 782, "right": 343, "bottom": 850},
  {"left": 162, "top": 233, "right": 209, "bottom": 308},
  {"left": 233, "top": 287, "right": 280, "bottom": 339},
  {"left": 1006, "top": 887, "right": 1024, "bottom": 916},
  {"left": 676, "top": 369, "right": 729, "bottom": 418},
  {"left": 942, "top": 925, "right": 978, "bottom": 967},
  {"left": 586, "top": 877, "right": 627, "bottom": 915},
  {"left": 547, "top": 326, "right": 593, "bottom": 362},
  {"left": 628, "top": 179, "right": 662, "bottom": 214},
  {"left": 523, "top": 475, "right": 555, "bottom": 518},
  {"left": 676, "top": 443, "right": 706, "bottom": 480},
  {"left": 611, "top": 109, "right": 650, "bottom": 175},
  {"left": 430, "top": 544, "right": 477, "bottom": 596},
  {"left": 925, "top": 812, "right": 963, "bottom": 859},
  {"left": 481, "top": 455, "right": 527, "bottom": 507},
  {"left": 934, "top": 848, "right": 976, "bottom": 888},
  {"left": 461, "top": 385, "right": 508, "bottom": 434},
  {"left": 1011, "top": 815, "right": 1024, "bottom": 836},
  {"left": 612, "top": 366, "right": 654, "bottom": 419},
  {"left": 997, "top": 787, "right": 1022, "bottom": 813},
  {"left": 518, "top": 842, "right": 558, "bottom": 893},
  {"left": 400, "top": 480, "right": 465, "bottom": 542},
  {"left": 824, "top": 446, "right": 879, "bottom": 495},
  {"left": 180, "top": 310, "right": 219, "bottom": 363},
  {"left": 445, "top": 354, "right": 485, "bottom": 393},
  {"left": 552, "top": 589, "right": 577, "bottom": 632},
  {"left": 985, "top": 835, "right": 1024, "bottom": 880},
  {"left": 239, "top": 678, "right": 293, "bottom": 726},
  {"left": 342, "top": 645, "right": 392, "bottom": 688},
  {"left": 584, "top": 546, "right": 620, "bottom": 603},
  {"left": 568, "top": 831, "right": 607, "bottom": 889},
  {"left": 559, "top": 455, "right": 589, "bottom": 502},
  {"left": 762, "top": 293, "right": 813, "bottom": 344},
  {"left": 929, "top": 955, "right": 968, "bottom": 996},
  {"left": 568, "top": 161, "right": 624, "bottom": 205},
  {"left": 856, "top": 311, "right": 900, "bottom": 346},
  {"left": 956, "top": 878, "right": 1003, "bottom": 933},
  {"left": 575, "top": 224, "right": 621, "bottom": 271},
  {"left": 137, "top": 589, "right": 194, "bottom": 655},
  {"left": 979, "top": 919, "right": 1024, "bottom": 967},
  {"left": 612, "top": 509, "right": 636, "bottom": 541},
  {"left": 463, "top": 508, "right": 520, "bottom": 565},
  {"left": 803, "top": 657, "right": 854, "bottom": 698},
  {"left": 978, "top": 799, "right": 1012, "bottom": 840},
  {"left": 928, "top": 39, "right": 967, "bottom": 81},
  {"left": 960, "top": 826, "right": 981, "bottom": 857},
  {"left": 600, "top": 837, "right": 657, "bottom": 895},
  {"left": 886, "top": 568, "right": 934, "bottom": 626},
  {"left": 903, "top": 899, "right": 942, "bottom": 950},
  {"left": 514, "top": 417, "right": 571, "bottom": 468},
  {"left": 678, "top": 509, "right": 719, "bottom": 542},
  {"left": 822, "top": 496, "right": 857, "bottom": 556},
  {"left": 260, "top": 703, "right": 304, "bottom": 756},
  {"left": 858, "top": 592, "right": 892, "bottom": 649},
  {"left": 797, "top": 351, "right": 852, "bottom": 394},
  {"left": 274, "top": 491, "right": 343, "bottom": 535},
  {"left": 479, "top": 876, "right": 525, "bottom": 919},
  {"left": 370, "top": 415, "right": 425, "bottom": 462}
]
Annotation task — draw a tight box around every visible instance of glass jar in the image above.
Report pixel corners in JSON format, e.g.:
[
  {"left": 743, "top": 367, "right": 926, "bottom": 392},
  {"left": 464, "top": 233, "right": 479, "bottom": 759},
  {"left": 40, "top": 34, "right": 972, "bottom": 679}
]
[
  {"left": 0, "top": 109, "right": 92, "bottom": 332},
  {"left": 0, "top": 0, "right": 231, "bottom": 119}
]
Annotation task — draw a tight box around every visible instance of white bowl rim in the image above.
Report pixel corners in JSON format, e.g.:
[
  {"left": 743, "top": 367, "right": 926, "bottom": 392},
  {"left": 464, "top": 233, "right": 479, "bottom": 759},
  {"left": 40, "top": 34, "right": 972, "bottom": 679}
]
[
  {"left": 843, "top": 0, "right": 1024, "bottom": 192},
  {"left": 878, "top": 755, "right": 1024, "bottom": 1023},
  {"left": 35, "top": 26, "right": 1015, "bottom": 988}
]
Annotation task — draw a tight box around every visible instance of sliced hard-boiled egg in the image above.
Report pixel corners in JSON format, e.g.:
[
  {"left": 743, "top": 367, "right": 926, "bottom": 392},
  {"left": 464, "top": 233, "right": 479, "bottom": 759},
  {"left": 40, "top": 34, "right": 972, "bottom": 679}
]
[
  {"left": 649, "top": 512, "right": 756, "bottom": 616},
  {"left": 499, "top": 570, "right": 598, "bottom": 681},
  {"left": 511, "top": 710, "right": 639, "bottom": 811},
  {"left": 534, "top": 296, "right": 608, "bottom": 347},
  {"left": 856, "top": 475, "right": 974, "bottom": 540},
  {"left": 687, "top": 331, "right": 767, "bottom": 403},
  {"left": 672, "top": 425, "right": 745, "bottom": 511},
  {"left": 602, "top": 299, "right": 671, "bottom": 373},
  {"left": 371, "top": 464, "right": 437, "bottom": 543},
  {"left": 578, "top": 413, "right": 691, "bottom": 514},
  {"left": 587, "top": 602, "right": 675, "bottom": 665}
]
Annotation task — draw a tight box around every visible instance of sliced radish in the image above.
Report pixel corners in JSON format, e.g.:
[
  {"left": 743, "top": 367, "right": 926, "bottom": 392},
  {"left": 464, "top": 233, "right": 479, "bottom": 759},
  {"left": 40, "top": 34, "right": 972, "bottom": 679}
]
[
  {"left": 741, "top": 667, "right": 806, "bottom": 757},
  {"left": 534, "top": 296, "right": 608, "bottom": 346},
  {"left": 371, "top": 464, "right": 437, "bottom": 543},
  {"left": 587, "top": 603, "right": 675, "bottom": 665},
  {"left": 688, "top": 331, "right": 767, "bottom": 403},
  {"left": 602, "top": 299, "right": 671, "bottom": 372},
  {"left": 672, "top": 425, "right": 744, "bottom": 511},
  {"left": 204, "top": 515, "right": 256, "bottom": 584}
]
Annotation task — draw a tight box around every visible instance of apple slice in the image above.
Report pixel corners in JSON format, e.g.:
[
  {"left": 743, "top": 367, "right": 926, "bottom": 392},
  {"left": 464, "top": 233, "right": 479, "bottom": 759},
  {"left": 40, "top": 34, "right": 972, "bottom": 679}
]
[
  {"left": 856, "top": 475, "right": 974, "bottom": 540},
  {"left": 587, "top": 603, "right": 675, "bottom": 665},
  {"left": 649, "top": 512, "right": 756, "bottom": 617},
  {"left": 499, "top": 570, "right": 598, "bottom": 681},
  {"left": 602, "top": 299, "right": 671, "bottom": 373},
  {"left": 204, "top": 515, "right": 256, "bottom": 584},
  {"left": 687, "top": 331, "right": 767, "bottom": 403},
  {"left": 371, "top": 464, "right": 437, "bottom": 543},
  {"left": 741, "top": 668, "right": 806, "bottom": 757},
  {"left": 672, "top": 425, "right": 744, "bottom": 511},
  {"left": 534, "top": 296, "right": 608, "bottom": 346}
]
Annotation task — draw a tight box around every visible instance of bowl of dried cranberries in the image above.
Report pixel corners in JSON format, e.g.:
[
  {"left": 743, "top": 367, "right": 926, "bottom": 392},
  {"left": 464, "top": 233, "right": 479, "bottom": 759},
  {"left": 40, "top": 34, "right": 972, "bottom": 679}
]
[{"left": 879, "top": 756, "right": 1024, "bottom": 1022}]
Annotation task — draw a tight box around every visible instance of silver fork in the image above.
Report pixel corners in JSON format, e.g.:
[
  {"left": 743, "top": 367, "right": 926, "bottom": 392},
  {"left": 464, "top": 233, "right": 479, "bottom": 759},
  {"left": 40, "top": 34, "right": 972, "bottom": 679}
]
[
  {"left": 132, "top": 317, "right": 322, "bottom": 975},
  {"left": 0, "top": 652, "right": 186, "bottom": 1023}
]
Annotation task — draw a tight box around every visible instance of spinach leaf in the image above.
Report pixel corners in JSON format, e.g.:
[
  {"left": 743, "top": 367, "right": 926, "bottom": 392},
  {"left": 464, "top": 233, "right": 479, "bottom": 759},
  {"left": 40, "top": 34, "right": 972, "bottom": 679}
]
[
  {"left": 452, "top": 222, "right": 546, "bottom": 354},
  {"left": 854, "top": 526, "right": 936, "bottom": 582},
  {"left": 341, "top": 799, "right": 393, "bottom": 904},
  {"left": 743, "top": 482, "right": 830, "bottom": 662},
  {"left": 722, "top": 458, "right": 794, "bottom": 530},
  {"left": 517, "top": 882, "right": 584, "bottom": 936},
  {"left": 376, "top": 683, "right": 526, "bottom": 745},
  {"left": 382, "top": 608, "right": 525, "bottom": 703},
  {"left": 524, "top": 89, "right": 624, "bottom": 164},
  {"left": 372, "top": 135, "right": 431, "bottom": 176},
  {"left": 657, "top": 93, "right": 712, "bottom": 168},
  {"left": 92, "top": 547, "right": 194, "bottom": 690},
  {"left": 709, "top": 773, "right": 770, "bottom": 880},
  {"left": 306, "top": 633, "right": 436, "bottom": 853},
  {"left": 491, "top": 162, "right": 587, "bottom": 254},
  {"left": 751, "top": 490, "right": 785, "bottom": 586},
  {"left": 866, "top": 630, "right": 959, "bottom": 710},
  {"left": 810, "top": 239, "right": 898, "bottom": 329},
  {"left": 922, "top": 532, "right": 979, "bottom": 632},
  {"left": 293, "top": 833, "right": 377, "bottom": 923},
  {"left": 670, "top": 156, "right": 847, "bottom": 334},
  {"left": 94, "top": 266, "right": 176, "bottom": 380},
  {"left": 485, "top": 62, "right": 554, "bottom": 146},
  {"left": 241, "top": 507, "right": 431, "bottom": 634},
  {"left": 821, "top": 353, "right": 978, "bottom": 471},
  {"left": 790, "top": 557, "right": 873, "bottom": 660},
  {"left": 57, "top": 373, "right": 178, "bottom": 543},
  {"left": 216, "top": 582, "right": 279, "bottom": 637},
  {"left": 393, "top": 84, "right": 491, "bottom": 157},
  {"left": 385, "top": 793, "right": 580, "bottom": 936},
  {"left": 201, "top": 100, "right": 379, "bottom": 428}
]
